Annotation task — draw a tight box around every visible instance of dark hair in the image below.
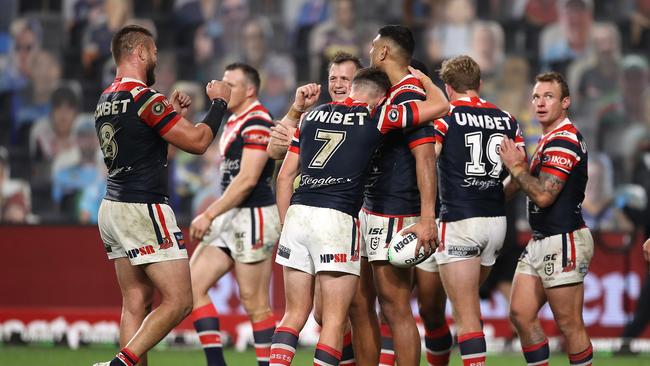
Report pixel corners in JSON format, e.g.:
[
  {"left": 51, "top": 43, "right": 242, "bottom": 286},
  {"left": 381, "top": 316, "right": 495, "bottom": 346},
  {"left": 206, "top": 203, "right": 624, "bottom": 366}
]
[
  {"left": 439, "top": 55, "right": 481, "bottom": 93},
  {"left": 329, "top": 51, "right": 363, "bottom": 72},
  {"left": 111, "top": 25, "right": 154, "bottom": 63},
  {"left": 352, "top": 67, "right": 391, "bottom": 95},
  {"left": 378, "top": 25, "right": 415, "bottom": 60},
  {"left": 410, "top": 58, "right": 429, "bottom": 75},
  {"left": 225, "top": 62, "right": 261, "bottom": 92},
  {"left": 535, "top": 71, "right": 570, "bottom": 100},
  {"left": 51, "top": 86, "right": 78, "bottom": 110}
]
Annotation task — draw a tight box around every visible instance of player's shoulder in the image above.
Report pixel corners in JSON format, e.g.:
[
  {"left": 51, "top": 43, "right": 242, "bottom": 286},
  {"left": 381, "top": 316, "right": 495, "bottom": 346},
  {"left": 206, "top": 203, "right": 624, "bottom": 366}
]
[
  {"left": 243, "top": 102, "right": 274, "bottom": 126},
  {"left": 387, "top": 74, "right": 425, "bottom": 101}
]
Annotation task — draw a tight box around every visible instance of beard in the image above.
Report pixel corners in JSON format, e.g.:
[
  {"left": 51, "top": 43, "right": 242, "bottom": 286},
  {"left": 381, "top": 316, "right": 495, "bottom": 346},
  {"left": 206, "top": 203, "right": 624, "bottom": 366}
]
[{"left": 145, "top": 61, "right": 156, "bottom": 86}]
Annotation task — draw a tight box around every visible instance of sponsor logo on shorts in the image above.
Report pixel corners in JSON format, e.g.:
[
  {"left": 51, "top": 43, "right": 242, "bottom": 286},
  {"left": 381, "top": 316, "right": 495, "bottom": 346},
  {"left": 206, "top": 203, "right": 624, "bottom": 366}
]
[
  {"left": 159, "top": 236, "right": 173, "bottom": 250},
  {"left": 392, "top": 233, "right": 417, "bottom": 253},
  {"left": 446, "top": 245, "right": 480, "bottom": 257},
  {"left": 127, "top": 245, "right": 156, "bottom": 259},
  {"left": 320, "top": 253, "right": 348, "bottom": 263},
  {"left": 543, "top": 254, "right": 557, "bottom": 261},
  {"left": 544, "top": 262, "right": 554, "bottom": 276},
  {"left": 368, "top": 228, "right": 384, "bottom": 235},
  {"left": 579, "top": 262, "right": 589, "bottom": 275},
  {"left": 369, "top": 236, "right": 381, "bottom": 251},
  {"left": 174, "top": 232, "right": 186, "bottom": 249},
  {"left": 235, "top": 232, "right": 245, "bottom": 252},
  {"left": 278, "top": 245, "right": 291, "bottom": 259}
]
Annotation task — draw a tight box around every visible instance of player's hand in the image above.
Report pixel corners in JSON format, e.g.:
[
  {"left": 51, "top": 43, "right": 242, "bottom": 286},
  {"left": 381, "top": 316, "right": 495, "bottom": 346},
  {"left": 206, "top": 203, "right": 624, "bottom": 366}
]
[
  {"left": 170, "top": 89, "right": 192, "bottom": 117},
  {"left": 408, "top": 65, "right": 434, "bottom": 88},
  {"left": 499, "top": 137, "right": 527, "bottom": 171},
  {"left": 190, "top": 213, "right": 213, "bottom": 242},
  {"left": 206, "top": 80, "right": 231, "bottom": 103},
  {"left": 294, "top": 83, "right": 321, "bottom": 111},
  {"left": 270, "top": 122, "right": 294, "bottom": 150},
  {"left": 644, "top": 238, "right": 650, "bottom": 263},
  {"left": 403, "top": 217, "right": 438, "bottom": 258}
]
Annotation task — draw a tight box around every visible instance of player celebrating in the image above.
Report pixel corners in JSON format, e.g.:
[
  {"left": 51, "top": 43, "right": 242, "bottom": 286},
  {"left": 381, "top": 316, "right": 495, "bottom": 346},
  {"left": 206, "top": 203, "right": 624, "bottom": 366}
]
[
  {"left": 188, "top": 63, "right": 280, "bottom": 366},
  {"left": 433, "top": 55, "right": 524, "bottom": 366},
  {"left": 500, "top": 72, "right": 594, "bottom": 366},
  {"left": 365, "top": 25, "right": 443, "bottom": 366},
  {"left": 269, "top": 67, "right": 448, "bottom": 366},
  {"left": 93, "top": 25, "right": 230, "bottom": 366}
]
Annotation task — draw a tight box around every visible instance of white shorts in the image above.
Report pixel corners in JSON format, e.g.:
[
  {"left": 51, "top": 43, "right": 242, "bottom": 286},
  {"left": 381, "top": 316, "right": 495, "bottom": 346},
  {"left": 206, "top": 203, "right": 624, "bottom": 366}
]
[
  {"left": 276, "top": 205, "right": 361, "bottom": 276},
  {"left": 98, "top": 199, "right": 188, "bottom": 265},
  {"left": 359, "top": 209, "right": 420, "bottom": 262},
  {"left": 200, "top": 205, "right": 280, "bottom": 264},
  {"left": 433, "top": 216, "right": 506, "bottom": 266},
  {"left": 516, "top": 227, "right": 594, "bottom": 288}
]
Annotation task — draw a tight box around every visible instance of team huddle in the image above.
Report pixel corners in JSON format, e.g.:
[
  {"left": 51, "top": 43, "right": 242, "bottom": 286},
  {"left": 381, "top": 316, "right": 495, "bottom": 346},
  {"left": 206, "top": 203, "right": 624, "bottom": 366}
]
[{"left": 93, "top": 24, "right": 594, "bottom": 366}]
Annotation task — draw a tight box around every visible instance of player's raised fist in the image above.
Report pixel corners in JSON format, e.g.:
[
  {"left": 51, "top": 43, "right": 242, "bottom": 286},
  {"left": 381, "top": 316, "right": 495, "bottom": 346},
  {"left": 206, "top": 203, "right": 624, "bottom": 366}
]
[
  {"left": 170, "top": 89, "right": 192, "bottom": 116},
  {"left": 293, "top": 83, "right": 321, "bottom": 112},
  {"left": 206, "top": 80, "right": 231, "bottom": 103}
]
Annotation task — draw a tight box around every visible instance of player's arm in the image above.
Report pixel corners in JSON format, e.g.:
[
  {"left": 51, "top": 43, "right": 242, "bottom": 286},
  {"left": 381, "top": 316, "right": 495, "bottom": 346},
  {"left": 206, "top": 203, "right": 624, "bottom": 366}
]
[
  {"left": 500, "top": 137, "right": 565, "bottom": 208},
  {"left": 408, "top": 66, "right": 449, "bottom": 122},
  {"left": 189, "top": 148, "right": 269, "bottom": 241},
  {"left": 163, "top": 80, "right": 231, "bottom": 154},
  {"left": 276, "top": 151, "right": 300, "bottom": 226},
  {"left": 403, "top": 142, "right": 439, "bottom": 255},
  {"left": 503, "top": 175, "right": 520, "bottom": 201}
]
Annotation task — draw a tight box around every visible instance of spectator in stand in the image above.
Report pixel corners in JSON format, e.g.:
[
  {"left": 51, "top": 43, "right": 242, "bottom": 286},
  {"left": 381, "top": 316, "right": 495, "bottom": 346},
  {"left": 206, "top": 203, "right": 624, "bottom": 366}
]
[
  {"left": 620, "top": 0, "right": 650, "bottom": 56},
  {"left": 0, "top": 146, "right": 31, "bottom": 224},
  {"left": 219, "top": 0, "right": 251, "bottom": 58},
  {"left": 16, "top": 50, "right": 62, "bottom": 133},
  {"left": 425, "top": 0, "right": 478, "bottom": 66},
  {"left": 539, "top": 0, "right": 594, "bottom": 74},
  {"left": 152, "top": 51, "right": 178, "bottom": 97},
  {"left": 469, "top": 20, "right": 505, "bottom": 101},
  {"left": 188, "top": 23, "right": 223, "bottom": 84},
  {"left": 290, "top": 0, "right": 329, "bottom": 82}
]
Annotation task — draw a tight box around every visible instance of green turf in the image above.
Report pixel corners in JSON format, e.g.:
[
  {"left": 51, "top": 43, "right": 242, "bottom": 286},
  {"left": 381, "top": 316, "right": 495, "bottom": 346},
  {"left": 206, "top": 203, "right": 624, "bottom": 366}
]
[{"left": 0, "top": 345, "right": 648, "bottom": 365}]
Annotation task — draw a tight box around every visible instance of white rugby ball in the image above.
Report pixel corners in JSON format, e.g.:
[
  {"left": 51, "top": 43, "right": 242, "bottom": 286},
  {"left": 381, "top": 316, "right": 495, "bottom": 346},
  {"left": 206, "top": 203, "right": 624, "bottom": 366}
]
[{"left": 387, "top": 224, "right": 432, "bottom": 267}]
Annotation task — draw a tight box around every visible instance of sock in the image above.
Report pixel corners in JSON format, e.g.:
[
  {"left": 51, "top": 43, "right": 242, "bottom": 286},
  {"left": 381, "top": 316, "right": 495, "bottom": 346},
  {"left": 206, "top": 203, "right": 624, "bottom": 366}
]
[
  {"left": 569, "top": 344, "right": 593, "bottom": 366},
  {"left": 270, "top": 326, "right": 299, "bottom": 366},
  {"left": 340, "top": 330, "right": 356, "bottom": 365},
  {"left": 314, "top": 342, "right": 342, "bottom": 366},
  {"left": 253, "top": 315, "right": 276, "bottom": 366},
  {"left": 110, "top": 348, "right": 139, "bottom": 366},
  {"left": 425, "top": 324, "right": 453, "bottom": 366},
  {"left": 379, "top": 324, "right": 395, "bottom": 366},
  {"left": 458, "top": 332, "right": 486, "bottom": 366},
  {"left": 522, "top": 339, "right": 549, "bottom": 366},
  {"left": 191, "top": 303, "right": 226, "bottom": 366}
]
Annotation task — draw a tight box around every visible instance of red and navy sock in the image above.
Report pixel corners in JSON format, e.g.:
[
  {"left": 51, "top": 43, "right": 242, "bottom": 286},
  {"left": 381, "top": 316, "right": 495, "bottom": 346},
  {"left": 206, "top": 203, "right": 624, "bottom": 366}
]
[
  {"left": 191, "top": 303, "right": 226, "bottom": 366},
  {"left": 522, "top": 339, "right": 549, "bottom": 366},
  {"left": 314, "top": 342, "right": 342, "bottom": 366},
  {"left": 424, "top": 324, "right": 453, "bottom": 366},
  {"left": 110, "top": 348, "right": 139, "bottom": 366},
  {"left": 569, "top": 344, "right": 593, "bottom": 366},
  {"left": 458, "top": 331, "right": 486, "bottom": 366},
  {"left": 270, "top": 326, "right": 299, "bottom": 366},
  {"left": 379, "top": 323, "right": 395, "bottom": 366},
  {"left": 340, "top": 330, "right": 356, "bottom": 365},
  {"left": 252, "top": 315, "right": 276, "bottom": 366}
]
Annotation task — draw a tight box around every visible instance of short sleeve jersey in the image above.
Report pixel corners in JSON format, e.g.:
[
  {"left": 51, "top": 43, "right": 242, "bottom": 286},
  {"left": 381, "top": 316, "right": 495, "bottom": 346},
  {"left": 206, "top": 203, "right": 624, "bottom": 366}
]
[
  {"left": 434, "top": 97, "right": 525, "bottom": 222},
  {"left": 290, "top": 97, "right": 422, "bottom": 217},
  {"left": 363, "top": 74, "right": 436, "bottom": 216},
  {"left": 218, "top": 101, "right": 275, "bottom": 207},
  {"left": 95, "top": 77, "right": 181, "bottom": 203},
  {"left": 528, "top": 118, "right": 587, "bottom": 238}
]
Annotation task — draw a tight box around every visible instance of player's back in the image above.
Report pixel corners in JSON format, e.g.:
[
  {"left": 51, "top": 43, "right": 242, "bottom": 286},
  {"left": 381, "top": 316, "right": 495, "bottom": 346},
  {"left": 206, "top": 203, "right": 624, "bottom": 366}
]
[
  {"left": 435, "top": 97, "right": 524, "bottom": 222},
  {"left": 95, "top": 77, "right": 180, "bottom": 204}
]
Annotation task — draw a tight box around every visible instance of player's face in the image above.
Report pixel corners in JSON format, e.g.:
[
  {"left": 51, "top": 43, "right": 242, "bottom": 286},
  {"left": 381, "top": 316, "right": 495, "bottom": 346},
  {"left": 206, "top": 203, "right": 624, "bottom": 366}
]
[
  {"left": 531, "top": 81, "right": 569, "bottom": 125},
  {"left": 223, "top": 69, "right": 249, "bottom": 112},
  {"left": 144, "top": 40, "right": 157, "bottom": 87},
  {"left": 328, "top": 61, "right": 357, "bottom": 102}
]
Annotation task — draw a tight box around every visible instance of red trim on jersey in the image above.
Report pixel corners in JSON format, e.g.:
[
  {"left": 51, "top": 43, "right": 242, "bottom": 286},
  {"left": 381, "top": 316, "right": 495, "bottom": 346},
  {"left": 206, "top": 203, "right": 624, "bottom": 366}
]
[
  {"left": 257, "top": 207, "right": 264, "bottom": 244},
  {"left": 451, "top": 97, "right": 499, "bottom": 110},
  {"left": 388, "top": 87, "right": 426, "bottom": 103},
  {"left": 548, "top": 135, "right": 580, "bottom": 146},
  {"left": 220, "top": 103, "right": 272, "bottom": 156},
  {"left": 387, "top": 75, "right": 424, "bottom": 99},
  {"left": 288, "top": 146, "right": 300, "bottom": 154},
  {"left": 361, "top": 208, "right": 419, "bottom": 218},
  {"left": 331, "top": 97, "right": 368, "bottom": 107},
  {"left": 410, "top": 101, "right": 420, "bottom": 125},
  {"left": 154, "top": 204, "right": 172, "bottom": 241},
  {"left": 159, "top": 114, "right": 181, "bottom": 136},
  {"left": 540, "top": 166, "right": 568, "bottom": 180},
  {"left": 434, "top": 135, "right": 444, "bottom": 144},
  {"left": 243, "top": 144, "right": 268, "bottom": 151},
  {"left": 408, "top": 136, "right": 435, "bottom": 150}
]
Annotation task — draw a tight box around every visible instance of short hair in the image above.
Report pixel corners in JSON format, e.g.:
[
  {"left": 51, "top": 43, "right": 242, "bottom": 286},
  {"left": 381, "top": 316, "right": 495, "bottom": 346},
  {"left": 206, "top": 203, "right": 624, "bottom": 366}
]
[
  {"left": 438, "top": 55, "right": 481, "bottom": 93},
  {"left": 352, "top": 67, "right": 391, "bottom": 95},
  {"left": 225, "top": 62, "right": 261, "bottom": 92},
  {"left": 535, "top": 71, "right": 570, "bottom": 100},
  {"left": 378, "top": 25, "right": 415, "bottom": 60},
  {"left": 111, "top": 25, "right": 154, "bottom": 63},
  {"left": 329, "top": 51, "right": 363, "bottom": 71},
  {"left": 51, "top": 86, "right": 78, "bottom": 110}
]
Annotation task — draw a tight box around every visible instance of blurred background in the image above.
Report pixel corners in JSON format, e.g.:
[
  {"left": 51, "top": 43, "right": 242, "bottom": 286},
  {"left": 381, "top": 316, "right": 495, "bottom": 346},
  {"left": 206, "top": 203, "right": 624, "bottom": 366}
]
[{"left": 2, "top": 0, "right": 650, "bottom": 361}]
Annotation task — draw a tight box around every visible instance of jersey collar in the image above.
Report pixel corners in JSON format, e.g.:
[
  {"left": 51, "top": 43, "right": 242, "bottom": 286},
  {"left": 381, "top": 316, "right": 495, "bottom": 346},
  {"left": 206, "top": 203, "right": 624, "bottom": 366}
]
[{"left": 114, "top": 77, "right": 147, "bottom": 86}]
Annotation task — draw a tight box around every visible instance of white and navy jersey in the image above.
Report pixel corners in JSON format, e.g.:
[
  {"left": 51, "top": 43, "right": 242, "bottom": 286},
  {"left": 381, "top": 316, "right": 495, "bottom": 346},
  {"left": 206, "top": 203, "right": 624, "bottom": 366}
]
[
  {"left": 219, "top": 101, "right": 275, "bottom": 208},
  {"left": 528, "top": 118, "right": 587, "bottom": 239},
  {"left": 289, "top": 97, "right": 422, "bottom": 217},
  {"left": 363, "top": 75, "right": 436, "bottom": 216},
  {"left": 435, "top": 97, "right": 525, "bottom": 222},
  {"left": 95, "top": 77, "right": 181, "bottom": 204}
]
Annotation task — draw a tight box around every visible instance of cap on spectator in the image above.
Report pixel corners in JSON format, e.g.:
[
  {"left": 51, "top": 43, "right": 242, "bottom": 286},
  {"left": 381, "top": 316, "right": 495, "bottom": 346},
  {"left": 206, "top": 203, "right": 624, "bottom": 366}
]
[{"left": 622, "top": 54, "right": 649, "bottom": 72}]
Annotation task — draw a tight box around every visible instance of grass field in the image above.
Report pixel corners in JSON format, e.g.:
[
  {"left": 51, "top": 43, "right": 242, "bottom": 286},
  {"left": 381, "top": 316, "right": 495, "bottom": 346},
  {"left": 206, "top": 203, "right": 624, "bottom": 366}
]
[{"left": 1, "top": 346, "right": 649, "bottom": 366}]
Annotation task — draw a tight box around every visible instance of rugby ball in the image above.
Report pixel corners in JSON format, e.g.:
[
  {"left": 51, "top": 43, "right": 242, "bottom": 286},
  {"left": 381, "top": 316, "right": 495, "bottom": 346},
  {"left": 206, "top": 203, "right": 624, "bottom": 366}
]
[{"left": 387, "top": 224, "right": 432, "bottom": 267}]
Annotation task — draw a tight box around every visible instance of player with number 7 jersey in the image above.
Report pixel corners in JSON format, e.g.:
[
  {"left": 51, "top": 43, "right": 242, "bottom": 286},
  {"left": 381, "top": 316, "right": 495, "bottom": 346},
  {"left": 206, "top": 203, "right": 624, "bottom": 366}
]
[{"left": 269, "top": 66, "right": 448, "bottom": 366}]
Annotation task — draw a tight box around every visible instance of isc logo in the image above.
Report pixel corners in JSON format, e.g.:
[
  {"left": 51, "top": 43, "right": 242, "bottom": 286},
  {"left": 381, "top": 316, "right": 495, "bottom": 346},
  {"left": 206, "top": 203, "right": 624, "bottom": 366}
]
[
  {"left": 368, "top": 228, "right": 384, "bottom": 235},
  {"left": 320, "top": 253, "right": 348, "bottom": 263}
]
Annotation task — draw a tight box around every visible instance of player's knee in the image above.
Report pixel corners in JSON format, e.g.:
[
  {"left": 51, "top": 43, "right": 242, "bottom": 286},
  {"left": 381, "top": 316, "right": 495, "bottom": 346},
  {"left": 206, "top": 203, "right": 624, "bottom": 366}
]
[
  {"left": 555, "top": 314, "right": 584, "bottom": 337},
  {"left": 509, "top": 305, "right": 534, "bottom": 330}
]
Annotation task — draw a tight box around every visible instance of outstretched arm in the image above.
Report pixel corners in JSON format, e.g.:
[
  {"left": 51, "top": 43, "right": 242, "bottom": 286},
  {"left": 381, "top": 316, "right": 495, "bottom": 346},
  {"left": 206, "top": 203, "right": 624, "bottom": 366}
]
[{"left": 408, "top": 66, "right": 449, "bottom": 123}]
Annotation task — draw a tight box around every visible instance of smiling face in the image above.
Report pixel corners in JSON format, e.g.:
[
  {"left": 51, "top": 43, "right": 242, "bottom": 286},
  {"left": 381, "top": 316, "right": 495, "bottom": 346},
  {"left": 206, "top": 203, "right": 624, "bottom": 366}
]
[
  {"left": 328, "top": 61, "right": 357, "bottom": 102},
  {"left": 531, "top": 80, "right": 570, "bottom": 127}
]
